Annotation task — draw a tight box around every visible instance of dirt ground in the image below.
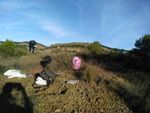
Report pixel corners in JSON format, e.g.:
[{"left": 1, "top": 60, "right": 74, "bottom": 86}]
[{"left": 0, "top": 69, "right": 132, "bottom": 113}]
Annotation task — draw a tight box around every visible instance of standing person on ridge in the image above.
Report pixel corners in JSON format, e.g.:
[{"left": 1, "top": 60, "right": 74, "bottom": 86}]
[
  {"left": 119, "top": 49, "right": 124, "bottom": 55},
  {"left": 29, "top": 40, "right": 36, "bottom": 53}
]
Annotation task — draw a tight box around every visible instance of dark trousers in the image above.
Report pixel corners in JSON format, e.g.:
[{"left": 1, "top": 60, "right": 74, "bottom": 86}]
[{"left": 29, "top": 46, "right": 35, "bottom": 53}]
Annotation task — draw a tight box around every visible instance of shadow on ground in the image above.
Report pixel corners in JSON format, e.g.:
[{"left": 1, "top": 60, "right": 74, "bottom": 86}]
[
  {"left": 115, "top": 86, "right": 147, "bottom": 113},
  {"left": 0, "top": 82, "right": 33, "bottom": 113}
]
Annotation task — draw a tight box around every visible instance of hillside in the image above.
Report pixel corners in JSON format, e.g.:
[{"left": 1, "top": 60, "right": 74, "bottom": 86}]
[
  {"left": 0, "top": 71, "right": 131, "bottom": 113},
  {"left": 0, "top": 51, "right": 132, "bottom": 113},
  {"left": 0, "top": 41, "right": 149, "bottom": 113},
  {"left": 49, "top": 42, "right": 120, "bottom": 51},
  {"left": 0, "top": 40, "right": 125, "bottom": 53},
  {"left": 15, "top": 41, "right": 47, "bottom": 50},
  {"left": 45, "top": 42, "right": 124, "bottom": 53}
]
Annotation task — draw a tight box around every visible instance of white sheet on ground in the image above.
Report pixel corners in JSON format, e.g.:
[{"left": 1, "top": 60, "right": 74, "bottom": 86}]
[
  {"left": 35, "top": 76, "right": 47, "bottom": 85},
  {"left": 4, "top": 69, "right": 31, "bottom": 78}
]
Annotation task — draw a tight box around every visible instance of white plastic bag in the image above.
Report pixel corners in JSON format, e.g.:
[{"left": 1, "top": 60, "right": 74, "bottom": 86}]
[
  {"left": 4, "top": 69, "right": 31, "bottom": 78},
  {"left": 35, "top": 76, "right": 47, "bottom": 85}
]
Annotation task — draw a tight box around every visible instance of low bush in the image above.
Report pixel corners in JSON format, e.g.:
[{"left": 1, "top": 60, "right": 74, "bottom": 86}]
[
  {"left": 77, "top": 64, "right": 100, "bottom": 83},
  {"left": 0, "top": 39, "right": 16, "bottom": 57},
  {"left": 15, "top": 49, "right": 27, "bottom": 57},
  {"left": 87, "top": 41, "right": 102, "bottom": 56},
  {"left": 0, "top": 39, "right": 27, "bottom": 58},
  {"left": 48, "top": 52, "right": 74, "bottom": 71}
]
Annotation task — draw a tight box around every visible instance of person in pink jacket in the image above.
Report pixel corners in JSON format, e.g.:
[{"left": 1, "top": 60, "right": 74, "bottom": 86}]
[{"left": 72, "top": 56, "right": 81, "bottom": 70}]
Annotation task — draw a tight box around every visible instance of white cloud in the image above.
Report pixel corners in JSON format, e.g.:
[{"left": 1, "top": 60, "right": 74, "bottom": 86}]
[
  {"left": 39, "top": 21, "right": 62, "bottom": 36},
  {"left": 40, "top": 21, "right": 77, "bottom": 38},
  {"left": 0, "top": 0, "right": 38, "bottom": 10},
  {"left": 0, "top": 22, "right": 24, "bottom": 30},
  {"left": 17, "top": 32, "right": 25, "bottom": 35}
]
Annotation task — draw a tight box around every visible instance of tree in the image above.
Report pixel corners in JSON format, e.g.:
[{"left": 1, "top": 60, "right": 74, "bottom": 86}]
[
  {"left": 0, "top": 39, "right": 16, "bottom": 57},
  {"left": 88, "top": 41, "right": 102, "bottom": 55},
  {"left": 134, "top": 34, "right": 150, "bottom": 56}
]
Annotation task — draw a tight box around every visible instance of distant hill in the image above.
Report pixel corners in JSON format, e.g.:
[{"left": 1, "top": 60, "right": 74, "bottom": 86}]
[
  {"left": 50, "top": 42, "right": 90, "bottom": 47},
  {"left": 49, "top": 42, "right": 90, "bottom": 49},
  {"left": 0, "top": 40, "right": 126, "bottom": 52},
  {"left": 13, "top": 41, "right": 47, "bottom": 50},
  {"left": 49, "top": 42, "right": 125, "bottom": 52}
]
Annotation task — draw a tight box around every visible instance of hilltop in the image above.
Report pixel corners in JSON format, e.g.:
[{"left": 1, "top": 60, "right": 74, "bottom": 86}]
[{"left": 11, "top": 41, "right": 125, "bottom": 53}]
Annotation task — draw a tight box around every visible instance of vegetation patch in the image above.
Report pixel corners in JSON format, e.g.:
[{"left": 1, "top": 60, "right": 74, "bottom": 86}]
[{"left": 0, "top": 35, "right": 150, "bottom": 112}]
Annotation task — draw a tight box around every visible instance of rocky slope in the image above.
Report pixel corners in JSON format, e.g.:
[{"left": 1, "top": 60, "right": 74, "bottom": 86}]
[{"left": 0, "top": 72, "right": 132, "bottom": 113}]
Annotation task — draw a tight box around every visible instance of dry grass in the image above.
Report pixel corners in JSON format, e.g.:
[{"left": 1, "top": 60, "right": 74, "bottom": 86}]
[
  {"left": 0, "top": 54, "right": 42, "bottom": 76},
  {"left": 116, "top": 72, "right": 150, "bottom": 97},
  {"left": 114, "top": 72, "right": 150, "bottom": 113},
  {"left": 0, "top": 51, "right": 75, "bottom": 77},
  {"left": 0, "top": 48, "right": 150, "bottom": 113},
  {"left": 80, "top": 64, "right": 100, "bottom": 83}
]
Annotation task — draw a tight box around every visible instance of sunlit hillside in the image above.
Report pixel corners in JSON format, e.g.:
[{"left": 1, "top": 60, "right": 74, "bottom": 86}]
[{"left": 0, "top": 40, "right": 150, "bottom": 113}]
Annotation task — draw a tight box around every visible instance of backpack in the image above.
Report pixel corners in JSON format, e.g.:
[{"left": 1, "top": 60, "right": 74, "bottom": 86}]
[
  {"left": 40, "top": 56, "right": 52, "bottom": 68},
  {"left": 29, "top": 40, "right": 36, "bottom": 47},
  {"left": 72, "top": 56, "right": 81, "bottom": 70},
  {"left": 40, "top": 68, "right": 57, "bottom": 84}
]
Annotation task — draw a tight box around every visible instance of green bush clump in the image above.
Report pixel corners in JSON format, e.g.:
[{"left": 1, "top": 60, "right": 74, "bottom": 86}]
[
  {"left": 0, "top": 39, "right": 27, "bottom": 58},
  {"left": 0, "top": 65, "right": 6, "bottom": 75},
  {"left": 0, "top": 39, "right": 16, "bottom": 57},
  {"left": 15, "top": 49, "right": 27, "bottom": 57},
  {"left": 88, "top": 41, "right": 102, "bottom": 56},
  {"left": 131, "top": 34, "right": 150, "bottom": 57}
]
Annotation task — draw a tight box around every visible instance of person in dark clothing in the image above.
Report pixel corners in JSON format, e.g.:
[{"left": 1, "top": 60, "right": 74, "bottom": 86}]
[
  {"left": 119, "top": 49, "right": 124, "bottom": 55},
  {"left": 29, "top": 40, "right": 36, "bottom": 53}
]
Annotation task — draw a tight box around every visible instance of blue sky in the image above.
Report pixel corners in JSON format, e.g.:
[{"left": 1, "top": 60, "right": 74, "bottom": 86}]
[{"left": 0, "top": 0, "right": 150, "bottom": 50}]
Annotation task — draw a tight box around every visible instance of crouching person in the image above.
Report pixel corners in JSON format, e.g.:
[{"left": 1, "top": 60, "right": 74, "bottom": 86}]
[
  {"left": 72, "top": 56, "right": 82, "bottom": 78},
  {"left": 32, "top": 56, "right": 57, "bottom": 89}
]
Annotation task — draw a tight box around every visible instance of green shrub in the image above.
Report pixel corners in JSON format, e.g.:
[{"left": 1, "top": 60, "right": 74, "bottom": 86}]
[
  {"left": 0, "top": 39, "right": 16, "bottom": 57},
  {"left": 15, "top": 49, "right": 27, "bottom": 57},
  {"left": 0, "top": 39, "right": 27, "bottom": 58},
  {"left": 0, "top": 65, "right": 6, "bottom": 75},
  {"left": 88, "top": 41, "right": 102, "bottom": 56},
  {"left": 131, "top": 34, "right": 150, "bottom": 57},
  {"left": 15, "top": 45, "right": 27, "bottom": 57}
]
